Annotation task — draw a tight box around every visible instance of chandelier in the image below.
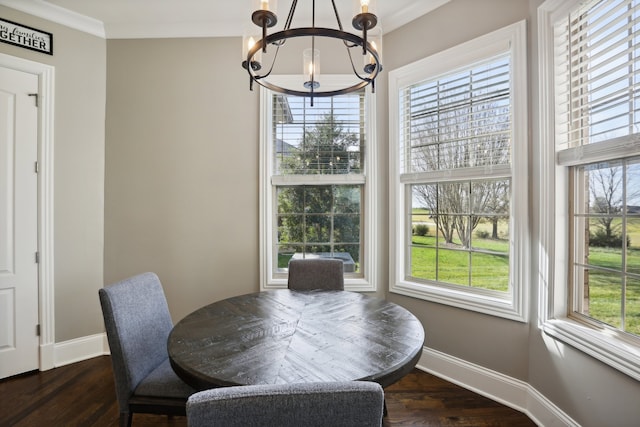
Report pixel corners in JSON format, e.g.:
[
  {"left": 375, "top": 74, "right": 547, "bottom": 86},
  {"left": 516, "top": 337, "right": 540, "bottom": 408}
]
[{"left": 242, "top": 0, "right": 383, "bottom": 104}]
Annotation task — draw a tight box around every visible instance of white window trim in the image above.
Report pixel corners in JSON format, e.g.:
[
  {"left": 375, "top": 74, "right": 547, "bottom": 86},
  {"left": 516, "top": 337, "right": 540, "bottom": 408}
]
[
  {"left": 538, "top": 0, "right": 640, "bottom": 381},
  {"left": 388, "top": 21, "right": 529, "bottom": 322},
  {"left": 259, "top": 75, "right": 377, "bottom": 291}
]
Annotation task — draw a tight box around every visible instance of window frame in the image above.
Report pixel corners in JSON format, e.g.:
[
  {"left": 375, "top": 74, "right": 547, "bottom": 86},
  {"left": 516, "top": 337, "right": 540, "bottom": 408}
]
[
  {"left": 259, "top": 75, "right": 377, "bottom": 291},
  {"left": 538, "top": 0, "right": 640, "bottom": 380},
  {"left": 388, "top": 21, "right": 529, "bottom": 322}
]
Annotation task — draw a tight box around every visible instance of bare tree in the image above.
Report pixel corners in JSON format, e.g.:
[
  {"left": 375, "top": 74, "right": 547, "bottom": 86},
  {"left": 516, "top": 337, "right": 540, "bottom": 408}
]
[
  {"left": 410, "top": 91, "right": 511, "bottom": 247},
  {"left": 588, "top": 166, "right": 623, "bottom": 239},
  {"left": 481, "top": 180, "right": 510, "bottom": 239}
]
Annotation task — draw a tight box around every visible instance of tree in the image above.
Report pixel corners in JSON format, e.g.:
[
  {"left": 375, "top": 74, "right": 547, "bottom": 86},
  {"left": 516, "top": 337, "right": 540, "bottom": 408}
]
[
  {"left": 480, "top": 180, "right": 510, "bottom": 239},
  {"left": 413, "top": 184, "right": 456, "bottom": 244},
  {"left": 587, "top": 163, "right": 639, "bottom": 248},
  {"left": 280, "top": 113, "right": 359, "bottom": 175},
  {"left": 589, "top": 166, "right": 623, "bottom": 240},
  {"left": 411, "top": 95, "right": 511, "bottom": 248},
  {"left": 277, "top": 113, "right": 361, "bottom": 262}
]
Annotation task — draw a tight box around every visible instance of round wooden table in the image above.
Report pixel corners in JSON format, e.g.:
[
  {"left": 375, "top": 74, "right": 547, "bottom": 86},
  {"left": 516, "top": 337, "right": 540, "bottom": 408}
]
[{"left": 168, "top": 289, "right": 425, "bottom": 390}]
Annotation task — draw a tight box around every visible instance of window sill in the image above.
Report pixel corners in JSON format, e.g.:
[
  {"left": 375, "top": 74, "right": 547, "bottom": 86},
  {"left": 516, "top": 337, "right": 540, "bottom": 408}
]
[
  {"left": 390, "top": 280, "right": 527, "bottom": 323},
  {"left": 542, "top": 318, "right": 640, "bottom": 381},
  {"left": 262, "top": 278, "right": 376, "bottom": 292}
]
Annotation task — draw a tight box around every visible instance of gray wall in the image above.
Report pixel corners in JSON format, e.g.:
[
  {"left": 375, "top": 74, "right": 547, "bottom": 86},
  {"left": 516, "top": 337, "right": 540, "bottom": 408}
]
[
  {"left": 0, "top": 6, "right": 106, "bottom": 342},
  {"left": 105, "top": 37, "right": 261, "bottom": 320}
]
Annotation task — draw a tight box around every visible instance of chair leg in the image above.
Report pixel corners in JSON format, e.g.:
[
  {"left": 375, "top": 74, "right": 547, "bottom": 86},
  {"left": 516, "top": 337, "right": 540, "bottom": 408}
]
[{"left": 119, "top": 411, "right": 133, "bottom": 427}]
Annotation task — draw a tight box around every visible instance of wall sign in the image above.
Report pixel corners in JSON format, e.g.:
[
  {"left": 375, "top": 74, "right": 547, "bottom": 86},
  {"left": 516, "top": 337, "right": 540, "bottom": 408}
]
[{"left": 0, "top": 18, "right": 53, "bottom": 55}]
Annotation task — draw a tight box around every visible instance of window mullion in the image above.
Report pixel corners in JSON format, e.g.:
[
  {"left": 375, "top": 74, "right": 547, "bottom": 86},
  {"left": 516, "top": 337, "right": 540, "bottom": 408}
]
[{"left": 621, "top": 159, "right": 628, "bottom": 332}]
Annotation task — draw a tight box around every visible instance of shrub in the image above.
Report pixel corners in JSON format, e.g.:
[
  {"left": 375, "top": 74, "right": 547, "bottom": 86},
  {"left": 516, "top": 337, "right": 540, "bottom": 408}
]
[
  {"left": 475, "top": 229, "right": 490, "bottom": 239},
  {"left": 413, "top": 224, "right": 429, "bottom": 236},
  {"left": 589, "top": 229, "right": 630, "bottom": 248}
]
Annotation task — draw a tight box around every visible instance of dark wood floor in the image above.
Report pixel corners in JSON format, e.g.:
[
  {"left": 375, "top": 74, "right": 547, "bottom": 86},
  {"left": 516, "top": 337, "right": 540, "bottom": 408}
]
[{"left": 0, "top": 356, "right": 536, "bottom": 426}]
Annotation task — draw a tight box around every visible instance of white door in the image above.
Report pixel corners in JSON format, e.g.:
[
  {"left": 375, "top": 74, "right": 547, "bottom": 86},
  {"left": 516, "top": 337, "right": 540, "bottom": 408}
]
[{"left": 0, "top": 66, "right": 39, "bottom": 378}]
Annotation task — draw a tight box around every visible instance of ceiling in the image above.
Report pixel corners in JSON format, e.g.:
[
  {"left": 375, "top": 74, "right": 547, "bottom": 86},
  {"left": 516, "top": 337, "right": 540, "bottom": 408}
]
[{"left": 0, "top": 0, "right": 449, "bottom": 39}]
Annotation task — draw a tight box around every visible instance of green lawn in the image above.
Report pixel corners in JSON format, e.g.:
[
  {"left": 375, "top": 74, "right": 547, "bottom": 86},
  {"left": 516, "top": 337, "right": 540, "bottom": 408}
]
[
  {"left": 276, "top": 210, "right": 640, "bottom": 338},
  {"left": 411, "top": 208, "right": 432, "bottom": 224},
  {"left": 278, "top": 253, "right": 292, "bottom": 269},
  {"left": 409, "top": 213, "right": 640, "bottom": 337},
  {"left": 583, "top": 217, "right": 640, "bottom": 336},
  {"left": 585, "top": 247, "right": 640, "bottom": 336},
  {"left": 410, "top": 234, "right": 510, "bottom": 292},
  {"left": 277, "top": 252, "right": 361, "bottom": 272}
]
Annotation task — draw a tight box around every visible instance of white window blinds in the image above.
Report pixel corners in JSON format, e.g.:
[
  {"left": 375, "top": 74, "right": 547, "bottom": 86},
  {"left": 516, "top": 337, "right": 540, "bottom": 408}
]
[
  {"left": 273, "top": 93, "right": 364, "bottom": 176},
  {"left": 400, "top": 55, "right": 512, "bottom": 177},
  {"left": 554, "top": 0, "right": 640, "bottom": 163}
]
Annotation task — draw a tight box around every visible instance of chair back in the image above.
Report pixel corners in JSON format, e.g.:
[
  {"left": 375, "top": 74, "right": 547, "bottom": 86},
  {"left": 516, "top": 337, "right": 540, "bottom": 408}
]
[
  {"left": 287, "top": 258, "right": 344, "bottom": 290},
  {"left": 99, "top": 272, "right": 174, "bottom": 410},
  {"left": 186, "top": 381, "right": 384, "bottom": 427}
]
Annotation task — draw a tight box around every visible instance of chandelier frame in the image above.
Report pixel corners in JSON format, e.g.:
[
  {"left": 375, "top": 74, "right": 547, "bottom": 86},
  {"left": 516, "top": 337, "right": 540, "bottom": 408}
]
[{"left": 243, "top": 0, "right": 383, "bottom": 100}]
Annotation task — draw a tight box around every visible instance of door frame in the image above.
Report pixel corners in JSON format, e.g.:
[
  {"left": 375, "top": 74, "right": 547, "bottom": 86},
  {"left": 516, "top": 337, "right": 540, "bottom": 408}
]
[{"left": 0, "top": 53, "right": 55, "bottom": 371}]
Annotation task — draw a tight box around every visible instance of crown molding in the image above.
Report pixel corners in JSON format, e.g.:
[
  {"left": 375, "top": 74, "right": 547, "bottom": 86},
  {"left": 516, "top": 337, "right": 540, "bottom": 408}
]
[
  {"left": 383, "top": 0, "right": 450, "bottom": 33},
  {"left": 0, "top": 0, "right": 105, "bottom": 38},
  {"left": 0, "top": 0, "right": 450, "bottom": 40}
]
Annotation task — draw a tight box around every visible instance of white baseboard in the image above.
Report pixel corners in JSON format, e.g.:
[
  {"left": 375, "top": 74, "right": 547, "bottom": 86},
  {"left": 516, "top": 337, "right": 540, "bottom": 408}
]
[
  {"left": 50, "top": 335, "right": 579, "bottom": 426},
  {"left": 53, "top": 333, "right": 109, "bottom": 368},
  {"left": 417, "top": 346, "right": 580, "bottom": 427},
  {"left": 39, "top": 342, "right": 55, "bottom": 371}
]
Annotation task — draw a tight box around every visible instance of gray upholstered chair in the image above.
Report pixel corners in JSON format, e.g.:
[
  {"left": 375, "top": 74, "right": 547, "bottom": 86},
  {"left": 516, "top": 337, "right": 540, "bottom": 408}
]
[
  {"left": 186, "top": 381, "right": 384, "bottom": 427},
  {"left": 99, "top": 272, "right": 196, "bottom": 427},
  {"left": 287, "top": 258, "right": 345, "bottom": 290}
]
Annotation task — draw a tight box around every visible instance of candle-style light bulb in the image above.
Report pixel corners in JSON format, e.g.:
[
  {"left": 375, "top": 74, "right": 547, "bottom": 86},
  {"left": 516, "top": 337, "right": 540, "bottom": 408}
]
[
  {"left": 360, "top": 0, "right": 370, "bottom": 13},
  {"left": 261, "top": 0, "right": 269, "bottom": 10},
  {"left": 303, "top": 48, "right": 320, "bottom": 91},
  {"left": 369, "top": 41, "right": 377, "bottom": 64},
  {"left": 242, "top": 29, "right": 262, "bottom": 71},
  {"left": 363, "top": 27, "right": 381, "bottom": 75}
]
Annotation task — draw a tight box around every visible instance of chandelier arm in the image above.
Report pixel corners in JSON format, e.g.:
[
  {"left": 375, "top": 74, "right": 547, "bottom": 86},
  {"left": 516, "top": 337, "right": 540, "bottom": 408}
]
[
  {"left": 255, "top": 42, "right": 282, "bottom": 81},
  {"left": 262, "top": 21, "right": 268, "bottom": 53},
  {"left": 344, "top": 43, "right": 382, "bottom": 90},
  {"left": 330, "top": 0, "right": 345, "bottom": 31},
  {"left": 345, "top": 45, "right": 368, "bottom": 82},
  {"left": 362, "top": 25, "right": 367, "bottom": 55},
  {"left": 246, "top": 28, "right": 382, "bottom": 97},
  {"left": 284, "top": 0, "right": 299, "bottom": 31}
]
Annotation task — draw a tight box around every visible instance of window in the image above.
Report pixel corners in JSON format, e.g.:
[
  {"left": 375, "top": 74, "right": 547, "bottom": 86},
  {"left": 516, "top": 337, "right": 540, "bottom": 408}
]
[
  {"left": 389, "top": 21, "right": 528, "bottom": 321},
  {"left": 539, "top": 0, "right": 640, "bottom": 379},
  {"left": 260, "top": 76, "right": 376, "bottom": 290}
]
